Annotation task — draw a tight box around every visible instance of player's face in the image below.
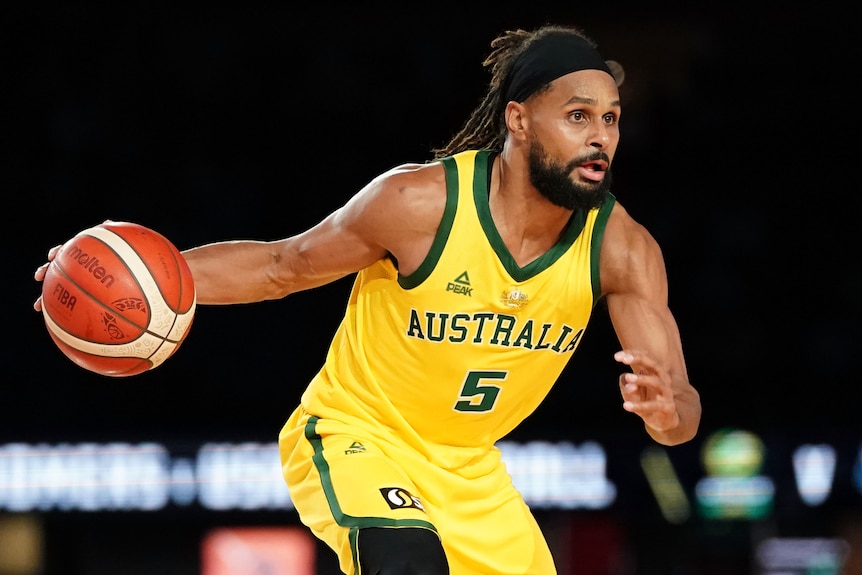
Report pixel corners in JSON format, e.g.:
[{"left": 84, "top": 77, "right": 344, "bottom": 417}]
[{"left": 526, "top": 69, "right": 620, "bottom": 211}]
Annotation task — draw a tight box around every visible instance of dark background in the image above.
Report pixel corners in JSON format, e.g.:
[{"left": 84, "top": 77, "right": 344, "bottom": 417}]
[{"left": 4, "top": 4, "right": 861, "bottom": 574}]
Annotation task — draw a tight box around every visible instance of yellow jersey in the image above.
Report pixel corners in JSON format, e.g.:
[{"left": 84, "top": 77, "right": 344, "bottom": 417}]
[{"left": 300, "top": 149, "right": 614, "bottom": 457}]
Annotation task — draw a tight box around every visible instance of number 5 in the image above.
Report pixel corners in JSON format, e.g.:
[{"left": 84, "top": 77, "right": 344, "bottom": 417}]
[{"left": 454, "top": 371, "right": 506, "bottom": 412}]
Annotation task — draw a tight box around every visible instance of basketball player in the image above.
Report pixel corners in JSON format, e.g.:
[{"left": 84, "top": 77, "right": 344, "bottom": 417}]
[{"left": 35, "top": 24, "right": 701, "bottom": 574}]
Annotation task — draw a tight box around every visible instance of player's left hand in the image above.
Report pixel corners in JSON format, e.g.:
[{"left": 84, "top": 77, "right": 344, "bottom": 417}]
[
  {"left": 33, "top": 244, "right": 62, "bottom": 312},
  {"left": 614, "top": 349, "right": 680, "bottom": 433}
]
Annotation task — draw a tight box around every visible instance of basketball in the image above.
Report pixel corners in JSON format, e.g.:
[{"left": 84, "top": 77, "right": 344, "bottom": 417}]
[{"left": 40, "top": 221, "right": 197, "bottom": 377}]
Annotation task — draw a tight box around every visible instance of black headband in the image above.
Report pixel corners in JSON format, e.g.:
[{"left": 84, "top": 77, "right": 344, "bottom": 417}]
[{"left": 503, "top": 32, "right": 613, "bottom": 103}]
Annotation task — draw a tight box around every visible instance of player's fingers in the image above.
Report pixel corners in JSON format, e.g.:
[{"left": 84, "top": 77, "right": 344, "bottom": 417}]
[
  {"left": 34, "top": 296, "right": 43, "bottom": 312},
  {"left": 34, "top": 262, "right": 49, "bottom": 281},
  {"left": 627, "top": 399, "right": 679, "bottom": 430},
  {"left": 34, "top": 245, "right": 62, "bottom": 281},
  {"left": 622, "top": 371, "right": 668, "bottom": 395},
  {"left": 618, "top": 373, "right": 632, "bottom": 396},
  {"left": 619, "top": 373, "right": 650, "bottom": 407},
  {"left": 614, "top": 349, "right": 660, "bottom": 371},
  {"left": 35, "top": 244, "right": 63, "bottom": 280}
]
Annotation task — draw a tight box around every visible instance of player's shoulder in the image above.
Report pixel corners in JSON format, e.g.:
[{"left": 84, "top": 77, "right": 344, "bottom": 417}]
[
  {"left": 380, "top": 160, "right": 446, "bottom": 184},
  {"left": 356, "top": 161, "right": 448, "bottom": 222},
  {"left": 352, "top": 161, "right": 449, "bottom": 269},
  {"left": 371, "top": 160, "right": 447, "bottom": 200},
  {"left": 605, "top": 200, "right": 653, "bottom": 246},
  {"left": 601, "top": 199, "right": 665, "bottom": 278},
  {"left": 599, "top": 199, "right": 670, "bottom": 297}
]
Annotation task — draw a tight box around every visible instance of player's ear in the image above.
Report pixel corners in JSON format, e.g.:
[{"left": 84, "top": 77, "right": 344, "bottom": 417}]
[{"left": 504, "top": 101, "right": 528, "bottom": 140}]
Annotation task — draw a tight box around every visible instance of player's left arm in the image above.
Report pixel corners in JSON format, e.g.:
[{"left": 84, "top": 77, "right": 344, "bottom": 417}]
[{"left": 600, "top": 202, "right": 701, "bottom": 446}]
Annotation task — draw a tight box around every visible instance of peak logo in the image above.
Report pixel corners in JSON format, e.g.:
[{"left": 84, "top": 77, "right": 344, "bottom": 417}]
[
  {"left": 379, "top": 487, "right": 425, "bottom": 511},
  {"left": 446, "top": 271, "right": 472, "bottom": 296}
]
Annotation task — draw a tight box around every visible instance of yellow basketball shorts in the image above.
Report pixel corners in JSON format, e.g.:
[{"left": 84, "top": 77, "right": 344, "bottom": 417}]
[{"left": 278, "top": 406, "right": 556, "bottom": 575}]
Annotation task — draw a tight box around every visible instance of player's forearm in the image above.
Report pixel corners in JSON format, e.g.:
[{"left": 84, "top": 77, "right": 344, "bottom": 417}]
[{"left": 182, "top": 240, "right": 291, "bottom": 304}]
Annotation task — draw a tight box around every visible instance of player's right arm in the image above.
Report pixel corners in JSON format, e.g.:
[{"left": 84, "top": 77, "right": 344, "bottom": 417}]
[
  {"left": 33, "top": 161, "right": 448, "bottom": 310},
  {"left": 182, "top": 162, "right": 446, "bottom": 305}
]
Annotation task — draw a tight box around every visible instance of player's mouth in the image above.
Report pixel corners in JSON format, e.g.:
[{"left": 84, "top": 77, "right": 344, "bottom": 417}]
[{"left": 575, "top": 159, "right": 608, "bottom": 182}]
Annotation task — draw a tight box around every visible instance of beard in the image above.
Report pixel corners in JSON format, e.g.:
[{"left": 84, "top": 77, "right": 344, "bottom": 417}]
[{"left": 528, "top": 140, "right": 613, "bottom": 211}]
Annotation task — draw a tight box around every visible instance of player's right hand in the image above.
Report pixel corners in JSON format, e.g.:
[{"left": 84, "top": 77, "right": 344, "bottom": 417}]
[{"left": 33, "top": 245, "right": 63, "bottom": 312}]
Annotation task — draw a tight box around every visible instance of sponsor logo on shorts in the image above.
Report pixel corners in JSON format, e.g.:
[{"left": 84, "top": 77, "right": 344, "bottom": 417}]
[
  {"left": 380, "top": 487, "right": 425, "bottom": 511},
  {"left": 345, "top": 441, "right": 366, "bottom": 455}
]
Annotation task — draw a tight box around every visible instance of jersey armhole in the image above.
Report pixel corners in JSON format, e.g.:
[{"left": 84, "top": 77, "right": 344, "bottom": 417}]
[
  {"left": 590, "top": 193, "right": 616, "bottom": 303},
  {"left": 398, "top": 156, "right": 460, "bottom": 289}
]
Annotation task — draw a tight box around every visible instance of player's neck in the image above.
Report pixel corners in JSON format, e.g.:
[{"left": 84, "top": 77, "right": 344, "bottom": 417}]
[{"left": 490, "top": 154, "right": 574, "bottom": 262}]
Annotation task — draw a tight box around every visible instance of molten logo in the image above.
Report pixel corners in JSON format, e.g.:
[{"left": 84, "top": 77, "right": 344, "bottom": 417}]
[{"left": 65, "top": 245, "right": 115, "bottom": 288}]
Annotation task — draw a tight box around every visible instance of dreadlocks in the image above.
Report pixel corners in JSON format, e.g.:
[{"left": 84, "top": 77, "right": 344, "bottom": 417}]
[{"left": 431, "top": 25, "right": 623, "bottom": 160}]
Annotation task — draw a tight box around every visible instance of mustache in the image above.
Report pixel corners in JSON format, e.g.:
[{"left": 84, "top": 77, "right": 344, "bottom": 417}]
[{"left": 565, "top": 151, "right": 611, "bottom": 171}]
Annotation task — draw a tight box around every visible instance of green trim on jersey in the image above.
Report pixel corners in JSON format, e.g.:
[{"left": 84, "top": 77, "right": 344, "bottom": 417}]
[
  {"left": 304, "top": 416, "right": 438, "bottom": 532},
  {"left": 590, "top": 193, "right": 616, "bottom": 303},
  {"left": 404, "top": 149, "right": 615, "bottom": 292},
  {"left": 398, "top": 157, "right": 460, "bottom": 290}
]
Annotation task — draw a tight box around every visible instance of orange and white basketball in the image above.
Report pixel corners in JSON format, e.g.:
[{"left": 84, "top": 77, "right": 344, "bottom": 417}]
[{"left": 40, "top": 221, "right": 196, "bottom": 377}]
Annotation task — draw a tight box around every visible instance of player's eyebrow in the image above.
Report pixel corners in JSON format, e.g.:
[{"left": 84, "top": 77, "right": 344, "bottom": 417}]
[{"left": 565, "top": 95, "right": 621, "bottom": 108}]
